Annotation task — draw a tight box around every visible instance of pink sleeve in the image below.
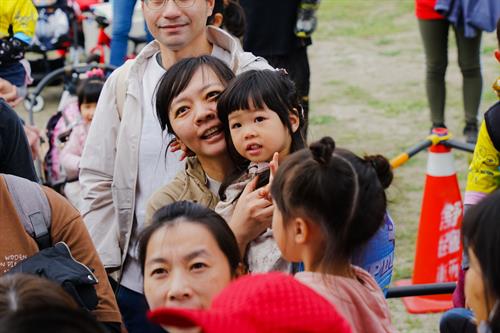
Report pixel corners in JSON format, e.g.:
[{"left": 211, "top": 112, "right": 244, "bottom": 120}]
[
  {"left": 60, "top": 126, "right": 84, "bottom": 180},
  {"left": 463, "top": 191, "right": 487, "bottom": 206}
]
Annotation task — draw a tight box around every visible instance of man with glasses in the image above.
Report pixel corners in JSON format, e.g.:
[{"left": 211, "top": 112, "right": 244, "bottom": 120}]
[{"left": 79, "top": 1, "right": 270, "bottom": 332}]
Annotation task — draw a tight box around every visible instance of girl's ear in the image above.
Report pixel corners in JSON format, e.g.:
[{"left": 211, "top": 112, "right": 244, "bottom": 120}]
[
  {"left": 289, "top": 109, "right": 300, "bottom": 133},
  {"left": 291, "top": 217, "right": 309, "bottom": 244}
]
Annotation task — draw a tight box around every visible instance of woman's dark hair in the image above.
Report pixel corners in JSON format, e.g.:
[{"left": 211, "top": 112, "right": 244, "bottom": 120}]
[
  {"left": 270, "top": 136, "right": 393, "bottom": 272},
  {"left": 462, "top": 189, "right": 500, "bottom": 331},
  {"left": 76, "top": 78, "right": 104, "bottom": 108},
  {"left": 138, "top": 201, "right": 241, "bottom": 277},
  {"left": 155, "top": 55, "right": 235, "bottom": 134},
  {"left": 0, "top": 274, "right": 78, "bottom": 317},
  {"left": 0, "top": 305, "right": 107, "bottom": 333},
  {"left": 217, "top": 69, "right": 306, "bottom": 200}
]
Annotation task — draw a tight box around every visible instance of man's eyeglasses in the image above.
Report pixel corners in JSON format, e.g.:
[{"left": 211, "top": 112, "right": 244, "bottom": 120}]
[{"left": 144, "top": 0, "right": 197, "bottom": 10}]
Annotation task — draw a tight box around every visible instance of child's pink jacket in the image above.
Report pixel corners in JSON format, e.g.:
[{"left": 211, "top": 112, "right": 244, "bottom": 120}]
[
  {"left": 295, "top": 267, "right": 397, "bottom": 333},
  {"left": 60, "top": 123, "right": 89, "bottom": 180}
]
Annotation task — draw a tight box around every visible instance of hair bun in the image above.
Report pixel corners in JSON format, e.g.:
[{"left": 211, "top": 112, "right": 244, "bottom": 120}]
[
  {"left": 310, "top": 136, "right": 335, "bottom": 164},
  {"left": 365, "top": 155, "right": 393, "bottom": 189}
]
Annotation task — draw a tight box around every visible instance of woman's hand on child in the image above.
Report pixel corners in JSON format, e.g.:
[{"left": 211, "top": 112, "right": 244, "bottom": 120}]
[
  {"left": 260, "top": 152, "right": 279, "bottom": 201},
  {"left": 169, "top": 138, "right": 194, "bottom": 161},
  {"left": 229, "top": 176, "right": 274, "bottom": 254}
]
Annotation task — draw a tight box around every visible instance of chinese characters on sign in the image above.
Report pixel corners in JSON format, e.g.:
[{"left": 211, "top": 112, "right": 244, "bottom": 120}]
[{"left": 435, "top": 202, "right": 462, "bottom": 282}]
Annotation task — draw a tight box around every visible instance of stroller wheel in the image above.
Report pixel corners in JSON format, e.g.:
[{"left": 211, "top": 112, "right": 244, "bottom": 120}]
[{"left": 24, "top": 95, "right": 45, "bottom": 113}]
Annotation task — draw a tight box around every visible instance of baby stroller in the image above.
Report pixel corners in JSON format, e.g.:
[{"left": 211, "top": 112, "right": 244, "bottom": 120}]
[
  {"left": 26, "top": 0, "right": 79, "bottom": 112},
  {"left": 29, "top": 0, "right": 82, "bottom": 80}
]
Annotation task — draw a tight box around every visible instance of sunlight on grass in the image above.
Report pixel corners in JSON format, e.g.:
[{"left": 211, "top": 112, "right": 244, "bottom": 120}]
[
  {"left": 309, "top": 114, "right": 336, "bottom": 125},
  {"left": 316, "top": 0, "right": 415, "bottom": 40}
]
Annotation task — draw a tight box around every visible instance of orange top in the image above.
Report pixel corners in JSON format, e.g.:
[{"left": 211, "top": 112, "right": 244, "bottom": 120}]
[{"left": 0, "top": 177, "right": 122, "bottom": 324}]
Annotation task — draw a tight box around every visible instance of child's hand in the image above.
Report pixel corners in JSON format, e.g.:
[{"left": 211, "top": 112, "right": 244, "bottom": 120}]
[
  {"left": 229, "top": 176, "right": 274, "bottom": 254},
  {"left": 259, "top": 152, "right": 279, "bottom": 201},
  {"left": 169, "top": 138, "right": 194, "bottom": 161},
  {"left": 23, "top": 125, "right": 41, "bottom": 160},
  {"left": 0, "top": 78, "right": 22, "bottom": 107}
]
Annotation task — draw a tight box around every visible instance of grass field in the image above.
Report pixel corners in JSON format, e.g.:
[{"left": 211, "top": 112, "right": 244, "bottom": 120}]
[{"left": 307, "top": 0, "right": 498, "bottom": 331}]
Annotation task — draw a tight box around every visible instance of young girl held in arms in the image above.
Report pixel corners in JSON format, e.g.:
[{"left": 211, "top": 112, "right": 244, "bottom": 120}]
[
  {"left": 270, "top": 136, "right": 396, "bottom": 333},
  {"left": 216, "top": 69, "right": 305, "bottom": 273}
]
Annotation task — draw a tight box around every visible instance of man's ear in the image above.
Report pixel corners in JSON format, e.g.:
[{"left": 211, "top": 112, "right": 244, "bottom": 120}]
[
  {"left": 292, "top": 217, "right": 309, "bottom": 244},
  {"left": 289, "top": 109, "right": 300, "bottom": 133},
  {"left": 206, "top": 0, "right": 215, "bottom": 17},
  {"left": 211, "top": 13, "right": 223, "bottom": 27},
  {"left": 495, "top": 49, "right": 500, "bottom": 63}
]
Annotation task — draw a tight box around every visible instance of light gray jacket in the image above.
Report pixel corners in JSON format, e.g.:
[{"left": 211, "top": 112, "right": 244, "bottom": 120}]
[{"left": 79, "top": 26, "right": 271, "bottom": 273}]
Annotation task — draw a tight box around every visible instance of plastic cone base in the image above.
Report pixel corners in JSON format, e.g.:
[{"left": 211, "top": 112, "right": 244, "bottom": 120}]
[{"left": 395, "top": 279, "right": 453, "bottom": 314}]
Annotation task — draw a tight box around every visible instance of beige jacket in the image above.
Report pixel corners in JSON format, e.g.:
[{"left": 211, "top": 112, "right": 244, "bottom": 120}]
[
  {"left": 79, "top": 26, "right": 271, "bottom": 273},
  {"left": 215, "top": 163, "right": 290, "bottom": 273},
  {"left": 146, "top": 157, "right": 218, "bottom": 224}
]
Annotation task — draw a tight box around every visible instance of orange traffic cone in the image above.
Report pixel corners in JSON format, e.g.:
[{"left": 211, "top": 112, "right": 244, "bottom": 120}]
[{"left": 397, "top": 128, "right": 463, "bottom": 313}]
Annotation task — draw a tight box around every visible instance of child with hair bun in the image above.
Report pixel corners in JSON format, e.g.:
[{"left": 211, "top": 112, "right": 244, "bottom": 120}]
[{"left": 270, "top": 136, "right": 396, "bottom": 333}]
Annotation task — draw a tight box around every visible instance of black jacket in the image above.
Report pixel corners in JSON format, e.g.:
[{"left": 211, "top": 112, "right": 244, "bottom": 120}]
[{"left": 0, "top": 98, "right": 38, "bottom": 182}]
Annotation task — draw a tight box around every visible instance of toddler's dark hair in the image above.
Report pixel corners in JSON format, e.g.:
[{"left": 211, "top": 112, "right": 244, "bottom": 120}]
[
  {"left": 271, "top": 136, "right": 393, "bottom": 272},
  {"left": 76, "top": 77, "right": 104, "bottom": 108},
  {"left": 217, "top": 69, "right": 306, "bottom": 200}
]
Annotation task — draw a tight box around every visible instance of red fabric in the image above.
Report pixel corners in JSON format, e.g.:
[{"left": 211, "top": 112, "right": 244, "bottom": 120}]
[
  {"left": 75, "top": 0, "right": 101, "bottom": 11},
  {"left": 148, "top": 272, "right": 352, "bottom": 333},
  {"left": 415, "top": 0, "right": 444, "bottom": 19}
]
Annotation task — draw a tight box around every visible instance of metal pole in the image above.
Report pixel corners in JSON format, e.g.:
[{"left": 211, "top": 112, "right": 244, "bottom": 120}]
[
  {"left": 442, "top": 139, "right": 475, "bottom": 153},
  {"left": 386, "top": 282, "right": 456, "bottom": 298},
  {"left": 390, "top": 139, "right": 432, "bottom": 169}
]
